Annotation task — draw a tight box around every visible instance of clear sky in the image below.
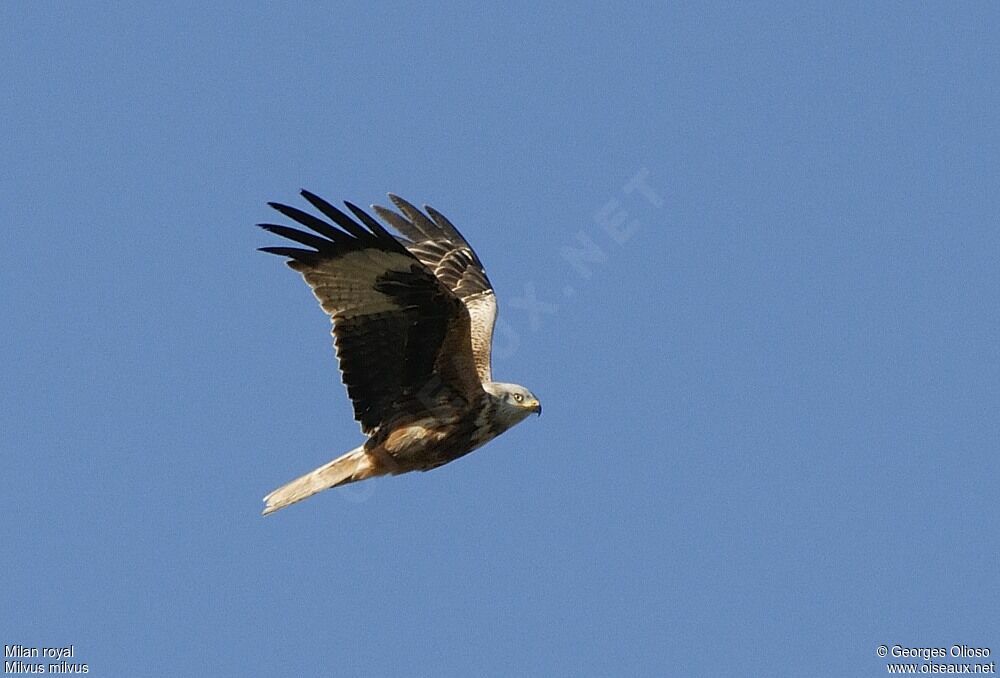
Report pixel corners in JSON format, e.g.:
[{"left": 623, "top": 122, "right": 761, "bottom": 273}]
[{"left": 3, "top": 2, "right": 998, "bottom": 676}]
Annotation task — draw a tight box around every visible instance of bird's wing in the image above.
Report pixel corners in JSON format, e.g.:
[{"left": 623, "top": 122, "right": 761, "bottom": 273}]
[
  {"left": 260, "top": 191, "right": 483, "bottom": 434},
  {"left": 372, "top": 194, "right": 498, "bottom": 383}
]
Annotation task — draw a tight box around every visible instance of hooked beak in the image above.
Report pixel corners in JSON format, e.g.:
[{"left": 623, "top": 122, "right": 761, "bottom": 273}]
[{"left": 528, "top": 399, "right": 541, "bottom": 416}]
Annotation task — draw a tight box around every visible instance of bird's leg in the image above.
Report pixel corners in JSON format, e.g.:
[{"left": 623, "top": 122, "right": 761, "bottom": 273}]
[{"left": 367, "top": 446, "right": 402, "bottom": 475}]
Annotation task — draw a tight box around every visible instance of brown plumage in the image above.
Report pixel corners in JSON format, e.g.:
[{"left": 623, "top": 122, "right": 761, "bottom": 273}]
[{"left": 259, "top": 191, "right": 540, "bottom": 515}]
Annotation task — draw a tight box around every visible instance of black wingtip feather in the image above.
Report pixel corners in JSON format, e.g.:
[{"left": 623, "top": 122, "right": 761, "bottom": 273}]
[
  {"left": 344, "top": 201, "right": 410, "bottom": 253},
  {"left": 258, "top": 224, "right": 332, "bottom": 251},
  {"left": 261, "top": 191, "right": 416, "bottom": 262},
  {"left": 258, "top": 246, "right": 320, "bottom": 264},
  {"left": 344, "top": 201, "right": 382, "bottom": 230},
  {"left": 299, "top": 190, "right": 372, "bottom": 240},
  {"left": 268, "top": 201, "right": 353, "bottom": 245}
]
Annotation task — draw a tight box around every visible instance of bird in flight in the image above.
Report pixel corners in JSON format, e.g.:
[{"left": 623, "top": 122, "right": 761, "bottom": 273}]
[{"left": 258, "top": 191, "right": 541, "bottom": 515}]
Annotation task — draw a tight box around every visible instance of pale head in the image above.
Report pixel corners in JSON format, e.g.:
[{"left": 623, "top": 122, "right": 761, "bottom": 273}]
[{"left": 483, "top": 381, "right": 541, "bottom": 429}]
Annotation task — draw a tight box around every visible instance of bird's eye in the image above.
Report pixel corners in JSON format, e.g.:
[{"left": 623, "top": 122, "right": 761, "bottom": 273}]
[{"left": 513, "top": 393, "right": 523, "bottom": 403}]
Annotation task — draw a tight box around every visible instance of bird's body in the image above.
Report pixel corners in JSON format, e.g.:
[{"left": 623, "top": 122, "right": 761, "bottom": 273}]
[{"left": 259, "top": 191, "right": 539, "bottom": 515}]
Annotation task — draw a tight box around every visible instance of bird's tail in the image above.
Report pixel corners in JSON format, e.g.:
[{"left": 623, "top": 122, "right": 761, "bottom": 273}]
[{"left": 262, "top": 445, "right": 374, "bottom": 516}]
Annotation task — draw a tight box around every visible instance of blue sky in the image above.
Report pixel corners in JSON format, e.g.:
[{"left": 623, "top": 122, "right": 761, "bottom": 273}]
[{"left": 3, "top": 2, "right": 998, "bottom": 676}]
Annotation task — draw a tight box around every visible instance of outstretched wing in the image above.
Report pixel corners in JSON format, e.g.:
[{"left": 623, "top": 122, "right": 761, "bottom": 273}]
[
  {"left": 372, "top": 194, "right": 498, "bottom": 382},
  {"left": 260, "top": 191, "right": 482, "bottom": 434}
]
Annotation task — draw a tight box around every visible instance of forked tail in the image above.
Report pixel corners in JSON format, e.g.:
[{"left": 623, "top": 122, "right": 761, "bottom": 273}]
[{"left": 262, "top": 445, "right": 373, "bottom": 516}]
